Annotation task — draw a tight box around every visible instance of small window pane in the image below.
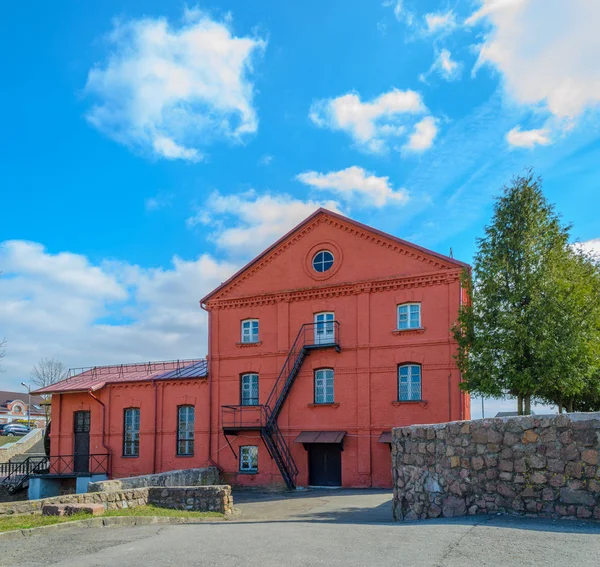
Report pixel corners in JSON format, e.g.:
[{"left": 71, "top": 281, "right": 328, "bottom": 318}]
[
  {"left": 241, "top": 320, "right": 259, "bottom": 343},
  {"left": 398, "top": 304, "right": 421, "bottom": 329},
  {"left": 315, "top": 369, "right": 334, "bottom": 404},
  {"left": 240, "top": 446, "right": 258, "bottom": 472},
  {"left": 312, "top": 250, "right": 334, "bottom": 273},
  {"left": 398, "top": 365, "right": 422, "bottom": 401},
  {"left": 123, "top": 408, "right": 140, "bottom": 456},
  {"left": 177, "top": 406, "right": 194, "bottom": 456},
  {"left": 241, "top": 374, "right": 259, "bottom": 406}
]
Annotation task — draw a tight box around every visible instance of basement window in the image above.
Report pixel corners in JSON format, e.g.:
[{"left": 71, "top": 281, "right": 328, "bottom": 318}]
[{"left": 240, "top": 445, "right": 258, "bottom": 473}]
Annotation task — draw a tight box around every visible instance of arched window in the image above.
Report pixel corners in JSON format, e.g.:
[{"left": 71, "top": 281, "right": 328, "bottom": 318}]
[
  {"left": 241, "top": 319, "right": 259, "bottom": 343},
  {"left": 123, "top": 408, "right": 140, "bottom": 457},
  {"left": 177, "top": 406, "right": 195, "bottom": 456},
  {"left": 314, "top": 368, "right": 334, "bottom": 404},
  {"left": 398, "top": 364, "right": 422, "bottom": 401},
  {"left": 397, "top": 303, "right": 421, "bottom": 330},
  {"left": 241, "top": 373, "right": 259, "bottom": 406}
]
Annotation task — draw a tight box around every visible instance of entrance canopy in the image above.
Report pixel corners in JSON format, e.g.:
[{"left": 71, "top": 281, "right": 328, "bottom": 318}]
[
  {"left": 378, "top": 431, "right": 392, "bottom": 444},
  {"left": 294, "top": 431, "right": 346, "bottom": 445}
]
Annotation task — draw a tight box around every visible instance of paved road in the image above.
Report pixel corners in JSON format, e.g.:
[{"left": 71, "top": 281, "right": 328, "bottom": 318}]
[{"left": 2, "top": 490, "right": 600, "bottom": 567}]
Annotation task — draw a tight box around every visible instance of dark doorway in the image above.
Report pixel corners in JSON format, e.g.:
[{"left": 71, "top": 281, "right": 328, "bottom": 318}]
[
  {"left": 308, "top": 443, "right": 342, "bottom": 486},
  {"left": 73, "top": 411, "right": 90, "bottom": 473}
]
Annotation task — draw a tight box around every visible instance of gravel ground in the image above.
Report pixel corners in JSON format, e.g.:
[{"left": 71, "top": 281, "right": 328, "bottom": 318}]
[{"left": 1, "top": 489, "right": 599, "bottom": 567}]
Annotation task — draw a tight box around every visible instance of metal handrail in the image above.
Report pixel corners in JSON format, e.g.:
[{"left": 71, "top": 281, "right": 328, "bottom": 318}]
[
  {"left": 221, "top": 405, "right": 267, "bottom": 430},
  {"left": 265, "top": 321, "right": 339, "bottom": 414},
  {"left": 0, "top": 456, "right": 49, "bottom": 483}
]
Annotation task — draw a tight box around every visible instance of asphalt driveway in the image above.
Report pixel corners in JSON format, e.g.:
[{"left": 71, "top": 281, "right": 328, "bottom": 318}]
[{"left": 2, "top": 489, "right": 599, "bottom": 567}]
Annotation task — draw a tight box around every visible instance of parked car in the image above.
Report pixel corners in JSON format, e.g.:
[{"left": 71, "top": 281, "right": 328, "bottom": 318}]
[{"left": 0, "top": 423, "right": 30, "bottom": 436}]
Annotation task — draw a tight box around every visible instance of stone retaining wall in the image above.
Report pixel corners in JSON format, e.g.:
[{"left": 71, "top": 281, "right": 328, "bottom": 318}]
[
  {"left": 392, "top": 412, "right": 600, "bottom": 521},
  {"left": 0, "top": 485, "right": 232, "bottom": 516},
  {"left": 88, "top": 466, "right": 220, "bottom": 492},
  {"left": 0, "top": 429, "right": 43, "bottom": 463}
]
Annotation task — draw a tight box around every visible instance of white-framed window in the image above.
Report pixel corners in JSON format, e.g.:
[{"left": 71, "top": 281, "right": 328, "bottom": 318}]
[
  {"left": 123, "top": 408, "right": 140, "bottom": 456},
  {"left": 239, "top": 445, "right": 258, "bottom": 472},
  {"left": 241, "top": 319, "right": 259, "bottom": 343},
  {"left": 398, "top": 365, "right": 422, "bottom": 401},
  {"left": 397, "top": 303, "right": 421, "bottom": 330},
  {"left": 312, "top": 250, "right": 334, "bottom": 273},
  {"left": 314, "top": 368, "right": 334, "bottom": 404},
  {"left": 241, "top": 373, "right": 259, "bottom": 406},
  {"left": 177, "top": 406, "right": 195, "bottom": 456}
]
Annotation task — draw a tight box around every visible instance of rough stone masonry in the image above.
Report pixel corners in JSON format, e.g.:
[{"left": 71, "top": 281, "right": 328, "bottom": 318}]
[{"left": 392, "top": 412, "right": 600, "bottom": 521}]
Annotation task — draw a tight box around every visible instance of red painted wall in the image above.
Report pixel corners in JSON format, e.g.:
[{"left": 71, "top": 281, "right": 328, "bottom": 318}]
[
  {"left": 50, "top": 380, "right": 210, "bottom": 478},
  {"left": 205, "top": 212, "right": 470, "bottom": 488}
]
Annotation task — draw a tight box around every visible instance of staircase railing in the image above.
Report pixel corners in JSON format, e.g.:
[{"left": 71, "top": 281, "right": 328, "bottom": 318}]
[
  {"left": 0, "top": 456, "right": 49, "bottom": 494},
  {"left": 221, "top": 321, "right": 340, "bottom": 490}
]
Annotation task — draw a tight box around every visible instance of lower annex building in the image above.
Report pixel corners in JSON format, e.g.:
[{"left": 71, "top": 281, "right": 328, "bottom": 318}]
[{"left": 35, "top": 209, "right": 471, "bottom": 490}]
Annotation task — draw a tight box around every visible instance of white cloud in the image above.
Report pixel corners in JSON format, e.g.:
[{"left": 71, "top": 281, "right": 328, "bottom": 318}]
[
  {"left": 574, "top": 238, "right": 600, "bottom": 259},
  {"left": 310, "top": 88, "right": 429, "bottom": 152},
  {"left": 188, "top": 191, "right": 342, "bottom": 256},
  {"left": 258, "top": 154, "right": 274, "bottom": 166},
  {"left": 421, "top": 48, "right": 462, "bottom": 82},
  {"left": 0, "top": 242, "right": 238, "bottom": 390},
  {"left": 468, "top": 0, "right": 600, "bottom": 121},
  {"left": 403, "top": 116, "right": 438, "bottom": 152},
  {"left": 506, "top": 126, "right": 551, "bottom": 148},
  {"left": 145, "top": 193, "right": 173, "bottom": 212},
  {"left": 382, "top": 1, "right": 414, "bottom": 25},
  {"left": 296, "top": 166, "right": 408, "bottom": 207},
  {"left": 85, "top": 10, "right": 266, "bottom": 161},
  {"left": 424, "top": 11, "right": 457, "bottom": 34}
]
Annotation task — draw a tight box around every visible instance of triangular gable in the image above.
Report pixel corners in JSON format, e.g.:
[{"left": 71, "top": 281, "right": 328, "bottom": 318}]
[{"left": 201, "top": 209, "right": 467, "bottom": 304}]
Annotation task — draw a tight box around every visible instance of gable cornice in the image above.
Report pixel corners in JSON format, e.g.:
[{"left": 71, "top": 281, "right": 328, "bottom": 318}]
[
  {"left": 207, "top": 213, "right": 461, "bottom": 302},
  {"left": 206, "top": 269, "right": 462, "bottom": 310}
]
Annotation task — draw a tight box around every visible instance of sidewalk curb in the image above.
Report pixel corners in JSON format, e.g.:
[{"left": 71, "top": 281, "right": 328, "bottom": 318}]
[{"left": 0, "top": 515, "right": 224, "bottom": 541}]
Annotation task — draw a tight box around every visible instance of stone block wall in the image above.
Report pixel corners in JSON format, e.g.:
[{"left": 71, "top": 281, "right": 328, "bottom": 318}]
[
  {"left": 0, "top": 485, "right": 232, "bottom": 517},
  {"left": 392, "top": 413, "right": 600, "bottom": 521},
  {"left": 88, "top": 466, "right": 220, "bottom": 492}
]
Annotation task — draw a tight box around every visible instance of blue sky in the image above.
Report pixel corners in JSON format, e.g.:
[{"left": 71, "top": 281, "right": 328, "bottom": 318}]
[{"left": 1, "top": 1, "right": 599, "bottom": 416}]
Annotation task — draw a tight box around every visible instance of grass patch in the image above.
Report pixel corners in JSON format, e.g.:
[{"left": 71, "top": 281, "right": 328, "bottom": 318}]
[
  {"left": 0, "top": 437, "right": 16, "bottom": 447},
  {"left": 102, "top": 505, "right": 222, "bottom": 519},
  {"left": 0, "top": 506, "right": 223, "bottom": 533},
  {"left": 0, "top": 512, "right": 92, "bottom": 532}
]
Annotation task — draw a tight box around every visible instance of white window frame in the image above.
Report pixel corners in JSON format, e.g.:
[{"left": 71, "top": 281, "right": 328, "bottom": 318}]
[
  {"left": 314, "top": 368, "right": 335, "bottom": 404},
  {"left": 398, "top": 364, "right": 422, "bottom": 401},
  {"left": 397, "top": 303, "right": 421, "bottom": 330},
  {"left": 314, "top": 312, "right": 335, "bottom": 345},
  {"left": 239, "top": 445, "right": 258, "bottom": 472},
  {"left": 241, "top": 319, "right": 259, "bottom": 343},
  {"left": 177, "top": 405, "right": 195, "bottom": 456},
  {"left": 241, "top": 373, "right": 259, "bottom": 406}
]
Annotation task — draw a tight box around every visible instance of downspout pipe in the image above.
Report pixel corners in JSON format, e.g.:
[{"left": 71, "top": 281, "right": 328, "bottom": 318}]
[
  {"left": 88, "top": 389, "right": 113, "bottom": 476},
  {"left": 200, "top": 301, "right": 220, "bottom": 471}
]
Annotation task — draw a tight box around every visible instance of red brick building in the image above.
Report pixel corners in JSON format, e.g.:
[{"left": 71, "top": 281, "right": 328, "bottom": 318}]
[{"left": 36, "top": 209, "right": 470, "bottom": 490}]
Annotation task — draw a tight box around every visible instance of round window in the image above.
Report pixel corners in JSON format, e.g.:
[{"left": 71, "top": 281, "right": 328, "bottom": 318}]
[{"left": 312, "top": 250, "right": 334, "bottom": 273}]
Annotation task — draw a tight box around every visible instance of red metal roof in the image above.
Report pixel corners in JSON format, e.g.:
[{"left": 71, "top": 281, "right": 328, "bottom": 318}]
[{"left": 32, "top": 359, "right": 207, "bottom": 395}]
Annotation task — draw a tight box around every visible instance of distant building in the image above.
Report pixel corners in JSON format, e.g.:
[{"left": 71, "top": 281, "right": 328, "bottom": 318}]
[{"left": 0, "top": 390, "right": 47, "bottom": 427}]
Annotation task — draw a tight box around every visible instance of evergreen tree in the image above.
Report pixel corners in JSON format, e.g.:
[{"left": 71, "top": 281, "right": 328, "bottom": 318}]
[{"left": 453, "top": 171, "right": 600, "bottom": 414}]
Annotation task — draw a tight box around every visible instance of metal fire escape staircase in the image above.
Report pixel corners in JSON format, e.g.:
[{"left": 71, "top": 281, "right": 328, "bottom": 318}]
[{"left": 222, "top": 321, "right": 340, "bottom": 490}]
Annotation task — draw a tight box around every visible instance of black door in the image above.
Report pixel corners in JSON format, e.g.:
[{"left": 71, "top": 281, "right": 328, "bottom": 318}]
[
  {"left": 73, "top": 411, "right": 90, "bottom": 473},
  {"left": 308, "top": 444, "right": 342, "bottom": 486}
]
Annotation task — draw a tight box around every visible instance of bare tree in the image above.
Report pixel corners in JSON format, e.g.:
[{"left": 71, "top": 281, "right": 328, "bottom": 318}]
[
  {"left": 0, "top": 337, "right": 5, "bottom": 373},
  {"left": 30, "top": 358, "right": 68, "bottom": 421}
]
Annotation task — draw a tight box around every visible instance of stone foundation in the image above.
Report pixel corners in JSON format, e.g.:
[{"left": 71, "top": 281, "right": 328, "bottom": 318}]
[{"left": 392, "top": 412, "right": 600, "bottom": 521}]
